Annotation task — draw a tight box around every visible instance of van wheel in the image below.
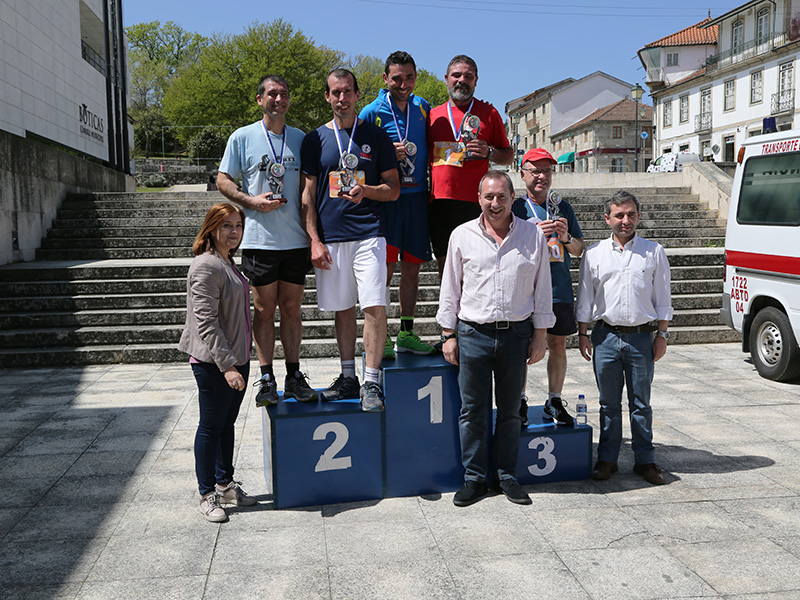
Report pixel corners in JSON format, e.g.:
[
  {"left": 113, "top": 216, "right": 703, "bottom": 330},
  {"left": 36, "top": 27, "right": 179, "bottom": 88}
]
[{"left": 749, "top": 307, "right": 800, "bottom": 382}]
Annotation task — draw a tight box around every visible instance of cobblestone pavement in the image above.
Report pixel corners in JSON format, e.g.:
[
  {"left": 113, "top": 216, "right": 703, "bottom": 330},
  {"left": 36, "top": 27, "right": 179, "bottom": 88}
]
[{"left": 1, "top": 343, "right": 799, "bottom": 599}]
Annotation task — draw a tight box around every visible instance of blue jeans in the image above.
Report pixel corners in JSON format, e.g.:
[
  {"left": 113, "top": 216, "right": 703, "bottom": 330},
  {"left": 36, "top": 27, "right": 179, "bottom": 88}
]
[
  {"left": 591, "top": 325, "right": 655, "bottom": 465},
  {"left": 191, "top": 361, "right": 249, "bottom": 496},
  {"left": 456, "top": 319, "right": 531, "bottom": 483}
]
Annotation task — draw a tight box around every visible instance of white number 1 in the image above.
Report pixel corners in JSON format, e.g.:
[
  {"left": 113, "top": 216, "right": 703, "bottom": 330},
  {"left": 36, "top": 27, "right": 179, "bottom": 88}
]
[
  {"left": 313, "top": 422, "right": 352, "bottom": 472},
  {"left": 417, "top": 375, "right": 443, "bottom": 424}
]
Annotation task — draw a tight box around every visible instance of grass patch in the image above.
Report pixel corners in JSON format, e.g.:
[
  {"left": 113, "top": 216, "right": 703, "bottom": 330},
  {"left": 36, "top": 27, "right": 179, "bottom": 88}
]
[{"left": 136, "top": 186, "right": 171, "bottom": 193}]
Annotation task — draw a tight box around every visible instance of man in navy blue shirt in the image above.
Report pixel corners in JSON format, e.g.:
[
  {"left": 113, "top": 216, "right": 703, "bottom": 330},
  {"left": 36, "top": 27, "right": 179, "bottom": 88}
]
[
  {"left": 512, "top": 148, "right": 584, "bottom": 426},
  {"left": 301, "top": 68, "right": 400, "bottom": 411}
]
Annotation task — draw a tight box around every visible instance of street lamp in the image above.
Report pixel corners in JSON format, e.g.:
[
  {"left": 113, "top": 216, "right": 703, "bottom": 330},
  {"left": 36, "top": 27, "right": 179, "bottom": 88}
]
[{"left": 631, "top": 83, "right": 644, "bottom": 172}]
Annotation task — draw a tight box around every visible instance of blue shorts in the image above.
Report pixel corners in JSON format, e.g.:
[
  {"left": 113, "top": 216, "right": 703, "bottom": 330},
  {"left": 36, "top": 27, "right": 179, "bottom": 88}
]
[{"left": 382, "top": 190, "right": 432, "bottom": 264}]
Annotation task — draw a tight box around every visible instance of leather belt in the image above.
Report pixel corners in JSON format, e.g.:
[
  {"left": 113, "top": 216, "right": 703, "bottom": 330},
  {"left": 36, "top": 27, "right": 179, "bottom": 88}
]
[
  {"left": 461, "top": 319, "right": 527, "bottom": 330},
  {"left": 599, "top": 320, "right": 657, "bottom": 333}
]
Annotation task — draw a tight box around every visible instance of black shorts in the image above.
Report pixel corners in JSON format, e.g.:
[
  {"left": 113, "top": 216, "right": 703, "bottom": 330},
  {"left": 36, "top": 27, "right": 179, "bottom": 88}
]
[
  {"left": 240, "top": 248, "right": 312, "bottom": 287},
  {"left": 429, "top": 198, "right": 482, "bottom": 259},
  {"left": 548, "top": 302, "right": 578, "bottom": 336}
]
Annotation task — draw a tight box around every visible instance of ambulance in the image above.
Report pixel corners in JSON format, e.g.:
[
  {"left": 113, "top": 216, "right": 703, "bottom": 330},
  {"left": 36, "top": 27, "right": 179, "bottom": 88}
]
[{"left": 721, "top": 129, "right": 800, "bottom": 381}]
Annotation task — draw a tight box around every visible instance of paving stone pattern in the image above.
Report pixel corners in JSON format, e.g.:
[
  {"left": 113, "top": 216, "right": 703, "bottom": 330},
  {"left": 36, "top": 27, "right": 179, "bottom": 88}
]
[{"left": 1, "top": 344, "right": 799, "bottom": 599}]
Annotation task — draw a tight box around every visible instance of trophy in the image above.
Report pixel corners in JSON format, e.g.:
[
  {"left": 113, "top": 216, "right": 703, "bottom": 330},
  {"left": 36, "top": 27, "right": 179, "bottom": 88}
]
[
  {"left": 339, "top": 152, "right": 359, "bottom": 194},
  {"left": 547, "top": 190, "right": 562, "bottom": 219},
  {"left": 267, "top": 162, "right": 285, "bottom": 201},
  {"left": 459, "top": 113, "right": 481, "bottom": 160},
  {"left": 400, "top": 140, "right": 416, "bottom": 185}
]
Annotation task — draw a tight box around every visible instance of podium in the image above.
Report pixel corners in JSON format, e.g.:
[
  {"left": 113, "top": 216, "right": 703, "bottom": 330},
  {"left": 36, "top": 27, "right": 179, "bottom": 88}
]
[
  {"left": 263, "top": 395, "right": 383, "bottom": 509},
  {"left": 381, "top": 353, "right": 463, "bottom": 497},
  {"left": 516, "top": 404, "right": 593, "bottom": 484},
  {"left": 264, "top": 354, "right": 593, "bottom": 508}
]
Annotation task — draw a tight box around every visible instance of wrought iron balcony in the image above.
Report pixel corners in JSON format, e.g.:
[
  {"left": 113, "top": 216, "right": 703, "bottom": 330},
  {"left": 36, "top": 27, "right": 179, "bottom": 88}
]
[
  {"left": 704, "top": 32, "right": 786, "bottom": 72},
  {"left": 695, "top": 112, "right": 712, "bottom": 133},
  {"left": 771, "top": 89, "right": 795, "bottom": 114}
]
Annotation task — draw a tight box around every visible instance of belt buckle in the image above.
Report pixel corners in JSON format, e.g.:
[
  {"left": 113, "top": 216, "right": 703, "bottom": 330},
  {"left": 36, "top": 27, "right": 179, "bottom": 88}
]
[{"left": 496, "top": 320, "right": 510, "bottom": 329}]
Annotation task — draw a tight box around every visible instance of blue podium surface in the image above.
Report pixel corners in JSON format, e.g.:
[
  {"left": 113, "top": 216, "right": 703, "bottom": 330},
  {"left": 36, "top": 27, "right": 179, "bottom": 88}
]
[
  {"left": 264, "top": 393, "right": 383, "bottom": 509},
  {"left": 381, "top": 353, "right": 463, "bottom": 497},
  {"left": 515, "top": 404, "right": 592, "bottom": 484}
]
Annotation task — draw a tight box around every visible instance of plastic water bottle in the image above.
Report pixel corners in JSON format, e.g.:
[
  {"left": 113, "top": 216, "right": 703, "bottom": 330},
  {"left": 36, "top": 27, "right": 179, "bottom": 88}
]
[{"left": 576, "top": 394, "right": 587, "bottom": 425}]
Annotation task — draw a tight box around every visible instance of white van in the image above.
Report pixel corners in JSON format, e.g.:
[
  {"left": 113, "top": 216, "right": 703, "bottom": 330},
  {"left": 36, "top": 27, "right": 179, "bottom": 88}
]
[
  {"left": 646, "top": 151, "right": 701, "bottom": 173},
  {"left": 721, "top": 129, "right": 800, "bottom": 381}
]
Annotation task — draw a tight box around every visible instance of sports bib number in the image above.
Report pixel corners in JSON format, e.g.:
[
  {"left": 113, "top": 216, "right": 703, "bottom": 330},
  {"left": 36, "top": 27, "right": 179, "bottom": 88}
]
[
  {"left": 432, "top": 141, "right": 465, "bottom": 167},
  {"left": 547, "top": 237, "right": 565, "bottom": 263}
]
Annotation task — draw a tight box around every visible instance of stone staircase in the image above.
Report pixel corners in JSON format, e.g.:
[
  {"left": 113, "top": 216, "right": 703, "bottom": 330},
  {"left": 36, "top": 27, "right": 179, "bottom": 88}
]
[{"left": 0, "top": 187, "right": 738, "bottom": 367}]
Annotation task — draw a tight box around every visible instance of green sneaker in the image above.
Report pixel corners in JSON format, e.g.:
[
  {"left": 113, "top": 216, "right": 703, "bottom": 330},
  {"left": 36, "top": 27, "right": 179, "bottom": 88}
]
[
  {"left": 384, "top": 333, "right": 396, "bottom": 360},
  {"left": 395, "top": 330, "right": 435, "bottom": 355}
]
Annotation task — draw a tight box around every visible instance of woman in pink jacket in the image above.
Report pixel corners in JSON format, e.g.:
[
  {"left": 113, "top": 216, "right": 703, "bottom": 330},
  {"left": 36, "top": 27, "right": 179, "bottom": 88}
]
[{"left": 179, "top": 203, "right": 257, "bottom": 522}]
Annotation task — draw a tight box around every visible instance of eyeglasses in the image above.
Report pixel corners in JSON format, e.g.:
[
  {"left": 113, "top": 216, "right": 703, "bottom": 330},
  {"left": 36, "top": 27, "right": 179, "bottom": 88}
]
[{"left": 521, "top": 167, "right": 554, "bottom": 176}]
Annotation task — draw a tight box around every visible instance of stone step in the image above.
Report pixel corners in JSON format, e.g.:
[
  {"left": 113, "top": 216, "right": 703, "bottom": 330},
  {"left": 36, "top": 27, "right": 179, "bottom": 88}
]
[{"left": 0, "top": 324, "right": 741, "bottom": 368}]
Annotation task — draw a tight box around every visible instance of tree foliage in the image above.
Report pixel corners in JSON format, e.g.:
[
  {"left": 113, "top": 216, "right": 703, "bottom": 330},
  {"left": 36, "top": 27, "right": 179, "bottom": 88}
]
[
  {"left": 128, "top": 18, "right": 449, "bottom": 147},
  {"left": 126, "top": 21, "right": 205, "bottom": 156},
  {"left": 187, "top": 126, "right": 229, "bottom": 159},
  {"left": 163, "top": 19, "right": 341, "bottom": 138}
]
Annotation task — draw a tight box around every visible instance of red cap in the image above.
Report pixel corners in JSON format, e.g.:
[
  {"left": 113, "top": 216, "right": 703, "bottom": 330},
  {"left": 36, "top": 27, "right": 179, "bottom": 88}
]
[{"left": 521, "top": 148, "right": 556, "bottom": 166}]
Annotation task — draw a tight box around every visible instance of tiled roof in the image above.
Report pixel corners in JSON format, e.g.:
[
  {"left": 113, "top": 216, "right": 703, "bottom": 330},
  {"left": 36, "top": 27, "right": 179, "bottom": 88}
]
[
  {"left": 560, "top": 99, "right": 654, "bottom": 133},
  {"left": 642, "top": 18, "right": 718, "bottom": 49}
]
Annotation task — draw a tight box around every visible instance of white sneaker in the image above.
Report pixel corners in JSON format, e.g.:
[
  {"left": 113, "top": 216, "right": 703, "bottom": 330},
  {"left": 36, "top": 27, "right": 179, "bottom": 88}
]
[
  {"left": 215, "top": 480, "right": 258, "bottom": 506},
  {"left": 199, "top": 492, "right": 227, "bottom": 522}
]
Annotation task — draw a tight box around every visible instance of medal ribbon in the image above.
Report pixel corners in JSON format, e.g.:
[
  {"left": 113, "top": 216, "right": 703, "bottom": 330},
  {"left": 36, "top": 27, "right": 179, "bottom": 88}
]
[
  {"left": 384, "top": 93, "right": 411, "bottom": 143},
  {"left": 526, "top": 195, "right": 551, "bottom": 221},
  {"left": 446, "top": 99, "right": 474, "bottom": 142},
  {"left": 260, "top": 120, "right": 286, "bottom": 166},
  {"left": 332, "top": 118, "right": 358, "bottom": 165}
]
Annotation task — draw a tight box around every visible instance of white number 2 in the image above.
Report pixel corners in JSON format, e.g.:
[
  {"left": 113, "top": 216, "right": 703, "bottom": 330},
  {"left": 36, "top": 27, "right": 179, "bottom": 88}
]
[
  {"left": 313, "top": 422, "right": 352, "bottom": 472},
  {"left": 417, "top": 375, "right": 443, "bottom": 424},
  {"left": 527, "top": 436, "right": 557, "bottom": 476}
]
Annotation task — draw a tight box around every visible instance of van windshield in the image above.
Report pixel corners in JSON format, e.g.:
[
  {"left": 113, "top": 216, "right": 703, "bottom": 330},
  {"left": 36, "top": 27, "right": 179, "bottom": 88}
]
[{"left": 738, "top": 153, "right": 800, "bottom": 225}]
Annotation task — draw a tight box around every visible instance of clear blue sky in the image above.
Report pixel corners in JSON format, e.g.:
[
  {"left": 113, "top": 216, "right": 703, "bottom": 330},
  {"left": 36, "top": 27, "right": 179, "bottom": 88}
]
[{"left": 123, "top": 1, "right": 737, "bottom": 115}]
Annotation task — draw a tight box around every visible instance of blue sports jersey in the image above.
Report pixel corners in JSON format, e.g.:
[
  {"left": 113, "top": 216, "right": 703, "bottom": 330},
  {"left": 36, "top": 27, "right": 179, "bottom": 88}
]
[
  {"left": 512, "top": 191, "right": 583, "bottom": 304},
  {"left": 359, "top": 89, "right": 429, "bottom": 195},
  {"left": 300, "top": 120, "right": 398, "bottom": 244}
]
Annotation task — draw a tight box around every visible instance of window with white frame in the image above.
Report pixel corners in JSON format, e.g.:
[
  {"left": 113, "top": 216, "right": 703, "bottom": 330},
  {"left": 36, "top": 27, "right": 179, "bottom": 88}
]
[
  {"left": 679, "top": 95, "right": 689, "bottom": 123},
  {"left": 751, "top": 70, "right": 763, "bottom": 104},
  {"left": 779, "top": 62, "right": 794, "bottom": 94},
  {"left": 724, "top": 80, "right": 736, "bottom": 111},
  {"left": 663, "top": 100, "right": 672, "bottom": 127},
  {"left": 666, "top": 52, "right": 679, "bottom": 67},
  {"left": 732, "top": 19, "right": 744, "bottom": 54},
  {"left": 757, "top": 7, "right": 770, "bottom": 46}
]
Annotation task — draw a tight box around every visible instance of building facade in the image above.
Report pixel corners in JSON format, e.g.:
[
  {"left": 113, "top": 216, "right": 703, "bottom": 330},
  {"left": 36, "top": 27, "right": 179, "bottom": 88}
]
[
  {"left": 641, "top": 1, "right": 800, "bottom": 162},
  {"left": 0, "top": 0, "right": 131, "bottom": 264},
  {"left": 551, "top": 100, "right": 654, "bottom": 173},
  {"left": 505, "top": 71, "right": 640, "bottom": 171}
]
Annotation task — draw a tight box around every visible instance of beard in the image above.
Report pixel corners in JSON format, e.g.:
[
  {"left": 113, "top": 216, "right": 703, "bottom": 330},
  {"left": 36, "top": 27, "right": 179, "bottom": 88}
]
[{"left": 449, "top": 84, "right": 473, "bottom": 103}]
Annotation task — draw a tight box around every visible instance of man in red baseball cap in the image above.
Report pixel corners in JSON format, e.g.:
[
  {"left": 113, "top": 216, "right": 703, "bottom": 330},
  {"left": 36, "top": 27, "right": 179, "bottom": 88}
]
[{"left": 512, "top": 148, "right": 585, "bottom": 426}]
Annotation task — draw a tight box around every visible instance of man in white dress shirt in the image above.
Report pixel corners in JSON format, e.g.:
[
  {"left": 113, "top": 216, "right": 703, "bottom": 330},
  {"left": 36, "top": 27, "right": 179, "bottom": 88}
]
[
  {"left": 576, "top": 190, "right": 673, "bottom": 485},
  {"left": 437, "top": 170, "right": 555, "bottom": 506}
]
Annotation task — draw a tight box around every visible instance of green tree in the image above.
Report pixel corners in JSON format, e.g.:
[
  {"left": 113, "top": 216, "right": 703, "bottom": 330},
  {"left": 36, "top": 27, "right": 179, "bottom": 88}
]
[
  {"left": 163, "top": 19, "right": 341, "bottom": 138},
  {"left": 414, "top": 68, "right": 449, "bottom": 107},
  {"left": 187, "top": 126, "right": 229, "bottom": 160},
  {"left": 126, "top": 21, "right": 206, "bottom": 157}
]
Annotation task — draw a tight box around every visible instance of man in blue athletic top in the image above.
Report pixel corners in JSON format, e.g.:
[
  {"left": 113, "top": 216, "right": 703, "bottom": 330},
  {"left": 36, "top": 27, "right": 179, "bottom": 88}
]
[
  {"left": 217, "top": 74, "right": 316, "bottom": 408},
  {"left": 512, "top": 148, "right": 584, "bottom": 426},
  {"left": 359, "top": 51, "right": 435, "bottom": 359},
  {"left": 301, "top": 68, "right": 400, "bottom": 412}
]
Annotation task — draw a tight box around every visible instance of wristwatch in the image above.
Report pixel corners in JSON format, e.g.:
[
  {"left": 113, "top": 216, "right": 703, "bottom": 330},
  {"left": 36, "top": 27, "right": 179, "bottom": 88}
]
[
  {"left": 441, "top": 332, "right": 457, "bottom": 343},
  {"left": 562, "top": 234, "right": 573, "bottom": 244},
  {"left": 656, "top": 330, "right": 670, "bottom": 340},
  {"left": 487, "top": 146, "right": 495, "bottom": 161}
]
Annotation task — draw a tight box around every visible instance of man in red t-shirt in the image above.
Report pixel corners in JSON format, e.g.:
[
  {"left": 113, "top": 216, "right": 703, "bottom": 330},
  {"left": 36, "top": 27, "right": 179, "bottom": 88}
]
[{"left": 428, "top": 54, "right": 513, "bottom": 278}]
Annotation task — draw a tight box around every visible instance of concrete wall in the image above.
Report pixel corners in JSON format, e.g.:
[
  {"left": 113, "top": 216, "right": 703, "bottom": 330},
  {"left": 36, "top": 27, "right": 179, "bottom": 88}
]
[
  {"left": 508, "top": 162, "right": 733, "bottom": 219},
  {"left": 0, "top": 129, "right": 134, "bottom": 265}
]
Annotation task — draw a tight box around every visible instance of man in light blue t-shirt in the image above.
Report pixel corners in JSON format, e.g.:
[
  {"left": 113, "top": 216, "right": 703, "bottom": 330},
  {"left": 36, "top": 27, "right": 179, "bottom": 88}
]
[{"left": 217, "top": 75, "right": 316, "bottom": 407}]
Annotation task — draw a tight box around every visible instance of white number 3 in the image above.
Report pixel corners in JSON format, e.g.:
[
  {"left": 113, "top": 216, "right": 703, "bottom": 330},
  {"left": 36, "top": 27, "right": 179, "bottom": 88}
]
[
  {"left": 527, "top": 436, "right": 557, "bottom": 476},
  {"left": 313, "top": 422, "right": 352, "bottom": 472}
]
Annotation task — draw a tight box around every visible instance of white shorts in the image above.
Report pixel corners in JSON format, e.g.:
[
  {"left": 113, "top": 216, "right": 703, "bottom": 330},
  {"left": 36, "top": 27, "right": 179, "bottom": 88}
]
[{"left": 315, "top": 237, "right": 387, "bottom": 312}]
